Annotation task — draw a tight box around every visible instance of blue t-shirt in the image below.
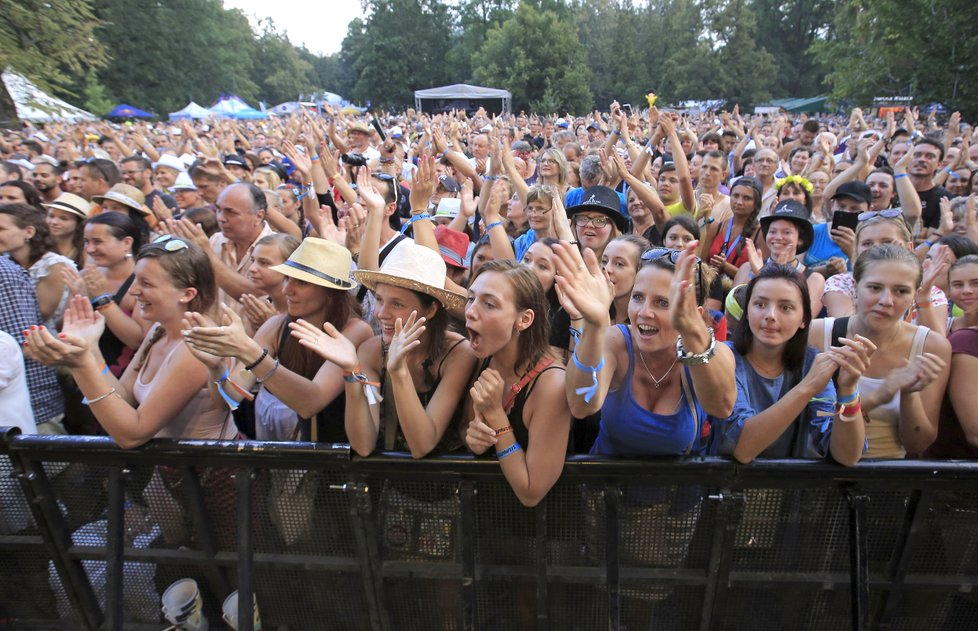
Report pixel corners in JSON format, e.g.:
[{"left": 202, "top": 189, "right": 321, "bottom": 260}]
[
  {"left": 804, "top": 223, "right": 848, "bottom": 268},
  {"left": 565, "top": 188, "right": 628, "bottom": 217},
  {"left": 513, "top": 228, "right": 538, "bottom": 262},
  {"left": 710, "top": 344, "right": 835, "bottom": 458}
]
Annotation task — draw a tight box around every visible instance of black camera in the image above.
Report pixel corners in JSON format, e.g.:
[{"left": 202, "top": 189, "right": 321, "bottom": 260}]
[{"left": 342, "top": 152, "right": 367, "bottom": 167}]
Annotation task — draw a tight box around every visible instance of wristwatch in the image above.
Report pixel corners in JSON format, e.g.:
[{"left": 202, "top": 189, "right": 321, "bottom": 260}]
[
  {"left": 91, "top": 293, "right": 114, "bottom": 311},
  {"left": 676, "top": 328, "right": 717, "bottom": 365}
]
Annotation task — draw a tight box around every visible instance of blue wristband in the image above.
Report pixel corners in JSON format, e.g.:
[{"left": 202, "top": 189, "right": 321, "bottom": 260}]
[
  {"left": 572, "top": 347, "right": 605, "bottom": 403},
  {"left": 496, "top": 443, "right": 522, "bottom": 459},
  {"left": 894, "top": 173, "right": 908, "bottom": 179},
  {"left": 400, "top": 212, "right": 431, "bottom": 233},
  {"left": 836, "top": 389, "right": 859, "bottom": 406},
  {"left": 486, "top": 220, "right": 503, "bottom": 232},
  {"left": 210, "top": 367, "right": 240, "bottom": 411}
]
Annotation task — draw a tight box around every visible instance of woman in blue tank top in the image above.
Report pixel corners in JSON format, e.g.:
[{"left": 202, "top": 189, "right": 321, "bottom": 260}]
[{"left": 552, "top": 240, "right": 737, "bottom": 456}]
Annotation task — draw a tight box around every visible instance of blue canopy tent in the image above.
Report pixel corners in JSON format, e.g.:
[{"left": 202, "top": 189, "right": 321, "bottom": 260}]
[
  {"left": 106, "top": 103, "right": 154, "bottom": 118},
  {"left": 209, "top": 93, "right": 267, "bottom": 119},
  {"left": 168, "top": 101, "right": 212, "bottom": 120}
]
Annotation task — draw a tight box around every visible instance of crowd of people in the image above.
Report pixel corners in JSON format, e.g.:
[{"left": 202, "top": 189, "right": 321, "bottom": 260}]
[{"left": 1, "top": 100, "right": 977, "bottom": 510}]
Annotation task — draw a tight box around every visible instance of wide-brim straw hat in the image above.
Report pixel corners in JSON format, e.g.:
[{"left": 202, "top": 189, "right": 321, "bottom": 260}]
[
  {"left": 42, "top": 193, "right": 91, "bottom": 220},
  {"left": 353, "top": 241, "right": 466, "bottom": 310},
  {"left": 92, "top": 184, "right": 150, "bottom": 215},
  {"left": 269, "top": 237, "right": 358, "bottom": 291}
]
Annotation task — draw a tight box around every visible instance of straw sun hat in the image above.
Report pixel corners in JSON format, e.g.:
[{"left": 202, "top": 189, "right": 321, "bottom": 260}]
[
  {"left": 353, "top": 241, "right": 466, "bottom": 310},
  {"left": 269, "top": 237, "right": 358, "bottom": 291}
]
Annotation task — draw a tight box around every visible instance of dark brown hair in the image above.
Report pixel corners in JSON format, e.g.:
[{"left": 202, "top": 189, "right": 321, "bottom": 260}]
[{"left": 732, "top": 264, "right": 811, "bottom": 374}]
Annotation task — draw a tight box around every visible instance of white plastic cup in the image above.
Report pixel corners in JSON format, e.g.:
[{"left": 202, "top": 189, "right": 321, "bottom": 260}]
[
  {"left": 161, "top": 578, "right": 208, "bottom": 629},
  {"left": 222, "top": 590, "right": 261, "bottom": 630}
]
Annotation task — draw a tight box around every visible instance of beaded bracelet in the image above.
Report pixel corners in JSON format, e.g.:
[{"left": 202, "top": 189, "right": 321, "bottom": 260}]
[{"left": 244, "top": 348, "right": 268, "bottom": 372}]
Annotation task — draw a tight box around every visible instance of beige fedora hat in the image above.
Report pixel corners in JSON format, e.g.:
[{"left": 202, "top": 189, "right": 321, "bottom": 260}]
[
  {"left": 269, "top": 237, "right": 357, "bottom": 291},
  {"left": 41, "top": 193, "right": 91, "bottom": 220},
  {"left": 353, "top": 241, "right": 466, "bottom": 310}
]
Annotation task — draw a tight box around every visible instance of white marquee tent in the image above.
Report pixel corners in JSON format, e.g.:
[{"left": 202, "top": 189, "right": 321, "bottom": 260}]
[
  {"left": 414, "top": 84, "right": 511, "bottom": 115},
  {"left": 1, "top": 68, "right": 96, "bottom": 123}
]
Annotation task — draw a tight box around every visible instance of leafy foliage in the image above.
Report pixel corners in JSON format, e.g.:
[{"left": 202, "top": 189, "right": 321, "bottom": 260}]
[{"left": 4, "top": 0, "right": 976, "bottom": 118}]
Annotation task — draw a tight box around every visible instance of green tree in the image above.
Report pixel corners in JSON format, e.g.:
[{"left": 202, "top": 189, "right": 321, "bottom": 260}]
[
  {"left": 576, "top": 0, "right": 651, "bottom": 108},
  {"left": 753, "top": 0, "right": 834, "bottom": 97},
  {"left": 252, "top": 19, "right": 316, "bottom": 105},
  {"left": 446, "top": 0, "right": 515, "bottom": 82},
  {"left": 0, "top": 0, "right": 108, "bottom": 94},
  {"left": 812, "top": 0, "right": 978, "bottom": 117},
  {"left": 346, "top": 0, "right": 457, "bottom": 109},
  {"left": 702, "top": 0, "right": 776, "bottom": 106},
  {"left": 473, "top": 3, "right": 591, "bottom": 113},
  {"left": 93, "top": 0, "right": 258, "bottom": 113}
]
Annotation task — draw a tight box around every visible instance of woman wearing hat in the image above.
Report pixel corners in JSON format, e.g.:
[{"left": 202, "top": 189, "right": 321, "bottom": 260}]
[
  {"left": 291, "top": 241, "right": 476, "bottom": 458},
  {"left": 732, "top": 199, "right": 825, "bottom": 315},
  {"left": 183, "top": 238, "right": 373, "bottom": 442},
  {"left": 92, "top": 183, "right": 155, "bottom": 245},
  {"left": 43, "top": 192, "right": 90, "bottom": 269},
  {"left": 566, "top": 185, "right": 628, "bottom": 261}
]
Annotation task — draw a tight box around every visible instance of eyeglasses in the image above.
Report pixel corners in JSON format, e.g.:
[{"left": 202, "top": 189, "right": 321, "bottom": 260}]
[
  {"left": 526, "top": 204, "right": 551, "bottom": 216},
  {"left": 538, "top": 158, "right": 559, "bottom": 166},
  {"left": 857, "top": 209, "right": 903, "bottom": 222},
  {"left": 573, "top": 214, "right": 611, "bottom": 228},
  {"left": 640, "top": 248, "right": 703, "bottom": 296},
  {"left": 150, "top": 234, "right": 189, "bottom": 252}
]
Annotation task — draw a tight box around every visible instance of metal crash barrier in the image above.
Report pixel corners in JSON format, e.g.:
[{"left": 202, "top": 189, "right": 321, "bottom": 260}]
[{"left": 2, "top": 427, "right": 978, "bottom": 631}]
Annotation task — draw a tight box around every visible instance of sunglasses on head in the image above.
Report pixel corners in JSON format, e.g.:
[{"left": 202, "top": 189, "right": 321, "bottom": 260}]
[
  {"left": 857, "top": 209, "right": 903, "bottom": 222},
  {"left": 372, "top": 173, "right": 398, "bottom": 205},
  {"left": 640, "top": 247, "right": 703, "bottom": 295},
  {"left": 150, "top": 234, "right": 189, "bottom": 252}
]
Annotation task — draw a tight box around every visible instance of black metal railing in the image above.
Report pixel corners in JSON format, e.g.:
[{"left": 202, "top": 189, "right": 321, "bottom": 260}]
[{"left": 2, "top": 427, "right": 978, "bottom": 630}]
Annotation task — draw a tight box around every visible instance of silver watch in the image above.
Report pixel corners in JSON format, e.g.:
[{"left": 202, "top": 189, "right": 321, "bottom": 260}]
[{"left": 676, "top": 328, "right": 716, "bottom": 365}]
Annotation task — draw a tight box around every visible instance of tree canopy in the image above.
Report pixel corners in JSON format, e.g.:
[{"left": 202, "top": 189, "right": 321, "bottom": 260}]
[{"left": 2, "top": 0, "right": 975, "bottom": 118}]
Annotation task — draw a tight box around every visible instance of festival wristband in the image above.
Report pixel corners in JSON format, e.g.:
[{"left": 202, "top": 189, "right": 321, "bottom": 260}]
[
  {"left": 496, "top": 443, "right": 522, "bottom": 459},
  {"left": 572, "top": 347, "right": 605, "bottom": 403}
]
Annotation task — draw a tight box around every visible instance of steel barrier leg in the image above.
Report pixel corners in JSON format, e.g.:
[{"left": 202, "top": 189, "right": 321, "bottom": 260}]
[
  {"left": 874, "top": 489, "right": 931, "bottom": 629},
  {"left": 236, "top": 468, "right": 256, "bottom": 630},
  {"left": 605, "top": 484, "right": 620, "bottom": 631},
  {"left": 534, "top": 496, "right": 549, "bottom": 631},
  {"left": 10, "top": 454, "right": 103, "bottom": 631},
  {"left": 181, "top": 465, "right": 232, "bottom": 597},
  {"left": 347, "top": 477, "right": 388, "bottom": 631},
  {"left": 700, "top": 491, "right": 745, "bottom": 631},
  {"left": 460, "top": 479, "right": 477, "bottom": 631},
  {"left": 846, "top": 488, "right": 870, "bottom": 631},
  {"left": 104, "top": 467, "right": 126, "bottom": 631}
]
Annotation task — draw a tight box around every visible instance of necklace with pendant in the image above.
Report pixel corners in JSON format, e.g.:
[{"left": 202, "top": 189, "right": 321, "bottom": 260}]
[{"left": 637, "top": 349, "right": 678, "bottom": 388}]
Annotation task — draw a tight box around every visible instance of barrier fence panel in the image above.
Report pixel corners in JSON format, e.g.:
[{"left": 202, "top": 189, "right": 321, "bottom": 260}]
[{"left": 2, "top": 428, "right": 978, "bottom": 631}]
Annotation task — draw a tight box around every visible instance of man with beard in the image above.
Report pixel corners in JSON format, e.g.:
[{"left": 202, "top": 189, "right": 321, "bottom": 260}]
[
  {"left": 909, "top": 138, "right": 952, "bottom": 230},
  {"left": 121, "top": 156, "right": 178, "bottom": 221},
  {"left": 30, "top": 159, "right": 63, "bottom": 203}
]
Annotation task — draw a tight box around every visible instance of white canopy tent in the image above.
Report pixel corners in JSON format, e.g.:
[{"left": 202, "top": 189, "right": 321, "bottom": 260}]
[
  {"left": 1, "top": 68, "right": 96, "bottom": 123},
  {"left": 414, "top": 84, "right": 511, "bottom": 115},
  {"left": 168, "top": 101, "right": 212, "bottom": 120}
]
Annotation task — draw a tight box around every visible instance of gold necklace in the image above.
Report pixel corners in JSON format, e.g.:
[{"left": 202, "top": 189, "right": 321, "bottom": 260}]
[{"left": 637, "top": 349, "right": 678, "bottom": 388}]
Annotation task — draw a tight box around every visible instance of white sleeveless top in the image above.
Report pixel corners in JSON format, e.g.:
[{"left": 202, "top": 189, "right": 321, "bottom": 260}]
[{"left": 821, "top": 317, "right": 929, "bottom": 458}]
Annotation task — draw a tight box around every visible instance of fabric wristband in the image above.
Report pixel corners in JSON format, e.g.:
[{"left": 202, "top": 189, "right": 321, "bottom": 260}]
[
  {"left": 572, "top": 347, "right": 605, "bottom": 403},
  {"left": 496, "top": 443, "right": 522, "bottom": 459}
]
